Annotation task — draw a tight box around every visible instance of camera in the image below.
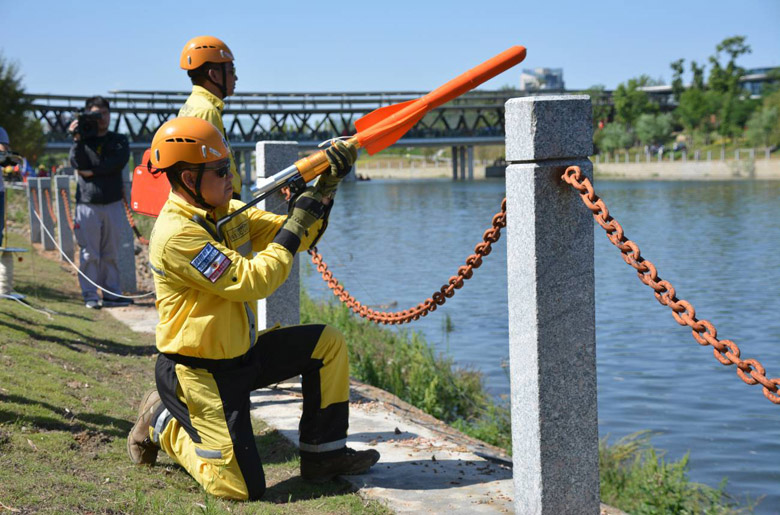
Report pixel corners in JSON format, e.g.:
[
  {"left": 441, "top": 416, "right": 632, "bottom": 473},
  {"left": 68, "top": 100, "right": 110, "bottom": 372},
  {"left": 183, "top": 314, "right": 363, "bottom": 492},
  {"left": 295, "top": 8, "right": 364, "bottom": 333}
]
[{"left": 73, "top": 110, "right": 103, "bottom": 140}]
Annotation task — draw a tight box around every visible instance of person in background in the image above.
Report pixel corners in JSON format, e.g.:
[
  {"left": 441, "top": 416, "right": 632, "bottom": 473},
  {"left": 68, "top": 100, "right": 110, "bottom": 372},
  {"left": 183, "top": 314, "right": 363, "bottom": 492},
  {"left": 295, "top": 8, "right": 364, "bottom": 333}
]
[
  {"left": 0, "top": 127, "right": 10, "bottom": 247},
  {"left": 68, "top": 96, "right": 131, "bottom": 309},
  {"left": 177, "top": 36, "right": 242, "bottom": 199}
]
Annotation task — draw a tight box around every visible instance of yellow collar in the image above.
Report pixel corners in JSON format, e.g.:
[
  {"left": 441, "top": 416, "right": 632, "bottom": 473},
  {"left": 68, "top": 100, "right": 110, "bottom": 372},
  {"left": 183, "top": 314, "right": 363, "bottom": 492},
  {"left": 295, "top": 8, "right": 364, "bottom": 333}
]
[{"left": 191, "top": 85, "right": 224, "bottom": 112}]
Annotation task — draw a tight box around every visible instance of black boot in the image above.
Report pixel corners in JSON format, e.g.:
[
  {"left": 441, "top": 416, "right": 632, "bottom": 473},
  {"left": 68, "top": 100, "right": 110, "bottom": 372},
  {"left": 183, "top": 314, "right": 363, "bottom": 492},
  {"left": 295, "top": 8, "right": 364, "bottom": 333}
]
[{"left": 301, "top": 447, "right": 380, "bottom": 483}]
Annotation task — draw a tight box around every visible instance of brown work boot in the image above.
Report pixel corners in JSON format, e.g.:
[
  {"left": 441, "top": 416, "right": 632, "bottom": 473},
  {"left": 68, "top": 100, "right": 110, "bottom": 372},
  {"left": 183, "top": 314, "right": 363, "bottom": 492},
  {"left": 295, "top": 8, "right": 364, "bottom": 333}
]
[
  {"left": 301, "top": 447, "right": 380, "bottom": 483},
  {"left": 127, "top": 389, "right": 162, "bottom": 465}
]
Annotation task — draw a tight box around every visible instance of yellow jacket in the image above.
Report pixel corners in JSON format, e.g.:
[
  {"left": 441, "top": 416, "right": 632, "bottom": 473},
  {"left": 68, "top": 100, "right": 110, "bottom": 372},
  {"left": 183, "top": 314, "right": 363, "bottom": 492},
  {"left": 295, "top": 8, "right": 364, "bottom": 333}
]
[
  {"left": 149, "top": 192, "right": 322, "bottom": 359},
  {"left": 178, "top": 86, "right": 242, "bottom": 194}
]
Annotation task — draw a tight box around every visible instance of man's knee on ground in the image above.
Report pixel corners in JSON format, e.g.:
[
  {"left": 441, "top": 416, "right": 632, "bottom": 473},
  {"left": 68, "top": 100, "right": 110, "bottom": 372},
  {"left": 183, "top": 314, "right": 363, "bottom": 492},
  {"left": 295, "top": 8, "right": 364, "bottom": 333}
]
[{"left": 199, "top": 460, "right": 265, "bottom": 501}]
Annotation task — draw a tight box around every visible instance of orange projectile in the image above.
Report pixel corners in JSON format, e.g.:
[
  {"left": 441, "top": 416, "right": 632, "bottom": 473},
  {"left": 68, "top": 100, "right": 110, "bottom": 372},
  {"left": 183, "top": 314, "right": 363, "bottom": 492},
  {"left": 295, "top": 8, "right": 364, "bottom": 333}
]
[
  {"left": 354, "top": 46, "right": 527, "bottom": 155},
  {"left": 294, "top": 45, "right": 526, "bottom": 183}
]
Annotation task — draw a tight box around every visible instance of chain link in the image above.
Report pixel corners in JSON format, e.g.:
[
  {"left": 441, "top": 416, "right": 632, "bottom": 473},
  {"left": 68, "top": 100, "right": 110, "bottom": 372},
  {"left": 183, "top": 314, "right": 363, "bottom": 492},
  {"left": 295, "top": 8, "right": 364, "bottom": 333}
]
[
  {"left": 59, "top": 189, "right": 75, "bottom": 231},
  {"left": 43, "top": 188, "right": 58, "bottom": 226},
  {"left": 308, "top": 198, "right": 507, "bottom": 325},
  {"left": 122, "top": 198, "right": 149, "bottom": 245},
  {"left": 562, "top": 165, "right": 780, "bottom": 405}
]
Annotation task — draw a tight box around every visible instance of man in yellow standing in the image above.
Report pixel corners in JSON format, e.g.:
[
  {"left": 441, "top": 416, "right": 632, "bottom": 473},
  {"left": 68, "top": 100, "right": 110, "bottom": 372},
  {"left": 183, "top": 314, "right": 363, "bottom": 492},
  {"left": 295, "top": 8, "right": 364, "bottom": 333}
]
[{"left": 178, "top": 36, "right": 242, "bottom": 199}]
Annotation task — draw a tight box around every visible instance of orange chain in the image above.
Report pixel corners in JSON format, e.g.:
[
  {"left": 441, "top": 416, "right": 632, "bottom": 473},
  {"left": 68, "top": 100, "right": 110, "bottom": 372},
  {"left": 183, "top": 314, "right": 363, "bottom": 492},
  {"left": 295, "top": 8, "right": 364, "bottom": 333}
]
[
  {"left": 562, "top": 165, "right": 780, "bottom": 405},
  {"left": 59, "top": 188, "right": 75, "bottom": 231},
  {"left": 122, "top": 197, "right": 149, "bottom": 245},
  {"left": 30, "top": 187, "right": 40, "bottom": 218},
  {"left": 308, "top": 198, "right": 507, "bottom": 325},
  {"left": 43, "top": 188, "right": 58, "bottom": 225}
]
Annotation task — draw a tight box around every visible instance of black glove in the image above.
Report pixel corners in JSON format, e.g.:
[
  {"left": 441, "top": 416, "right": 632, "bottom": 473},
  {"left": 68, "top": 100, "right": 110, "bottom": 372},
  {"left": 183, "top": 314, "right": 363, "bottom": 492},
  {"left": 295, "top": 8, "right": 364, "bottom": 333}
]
[
  {"left": 316, "top": 140, "right": 358, "bottom": 197},
  {"left": 272, "top": 187, "right": 326, "bottom": 254}
]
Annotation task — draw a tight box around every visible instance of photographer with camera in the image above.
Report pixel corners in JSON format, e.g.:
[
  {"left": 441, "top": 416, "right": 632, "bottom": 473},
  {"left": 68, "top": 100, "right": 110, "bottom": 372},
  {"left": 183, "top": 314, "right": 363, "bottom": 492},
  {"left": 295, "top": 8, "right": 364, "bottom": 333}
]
[{"left": 68, "top": 96, "right": 130, "bottom": 309}]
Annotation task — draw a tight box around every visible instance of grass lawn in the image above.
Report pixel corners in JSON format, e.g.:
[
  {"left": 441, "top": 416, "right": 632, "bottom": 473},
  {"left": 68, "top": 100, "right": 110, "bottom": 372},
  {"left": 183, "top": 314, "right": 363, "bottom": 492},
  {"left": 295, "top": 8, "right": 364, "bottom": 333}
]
[{"left": 0, "top": 228, "right": 389, "bottom": 514}]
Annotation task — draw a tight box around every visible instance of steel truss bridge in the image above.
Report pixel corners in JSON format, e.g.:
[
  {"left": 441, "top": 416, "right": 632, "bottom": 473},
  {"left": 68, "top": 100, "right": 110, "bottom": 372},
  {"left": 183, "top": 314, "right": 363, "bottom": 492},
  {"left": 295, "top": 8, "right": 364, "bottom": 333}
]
[{"left": 30, "top": 89, "right": 540, "bottom": 151}]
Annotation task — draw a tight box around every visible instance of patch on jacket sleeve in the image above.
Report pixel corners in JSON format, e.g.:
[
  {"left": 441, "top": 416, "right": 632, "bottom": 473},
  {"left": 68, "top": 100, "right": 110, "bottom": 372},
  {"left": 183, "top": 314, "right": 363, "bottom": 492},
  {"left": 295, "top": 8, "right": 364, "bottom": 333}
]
[{"left": 190, "top": 243, "right": 232, "bottom": 283}]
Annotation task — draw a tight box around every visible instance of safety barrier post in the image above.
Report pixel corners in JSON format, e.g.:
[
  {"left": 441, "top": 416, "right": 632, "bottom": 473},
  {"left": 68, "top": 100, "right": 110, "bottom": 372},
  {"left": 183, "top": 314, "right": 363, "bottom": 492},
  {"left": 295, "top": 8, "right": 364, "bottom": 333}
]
[
  {"left": 54, "top": 176, "right": 74, "bottom": 261},
  {"left": 504, "top": 95, "right": 599, "bottom": 514},
  {"left": 26, "top": 178, "right": 41, "bottom": 244},
  {"left": 37, "top": 178, "right": 56, "bottom": 251},
  {"left": 255, "top": 141, "right": 300, "bottom": 329},
  {"left": 118, "top": 163, "right": 137, "bottom": 293}
]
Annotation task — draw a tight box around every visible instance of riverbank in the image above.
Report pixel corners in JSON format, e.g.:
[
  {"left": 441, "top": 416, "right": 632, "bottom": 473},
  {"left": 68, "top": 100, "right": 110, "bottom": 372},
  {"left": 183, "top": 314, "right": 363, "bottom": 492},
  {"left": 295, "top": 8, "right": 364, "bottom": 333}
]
[
  {"left": 351, "top": 156, "right": 780, "bottom": 181},
  {"left": 594, "top": 157, "right": 780, "bottom": 180}
]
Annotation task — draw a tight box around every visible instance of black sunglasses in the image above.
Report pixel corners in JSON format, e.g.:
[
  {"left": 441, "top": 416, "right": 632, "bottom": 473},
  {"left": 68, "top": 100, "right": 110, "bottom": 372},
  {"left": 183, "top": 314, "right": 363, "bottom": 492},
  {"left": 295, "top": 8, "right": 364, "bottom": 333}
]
[{"left": 204, "top": 163, "right": 230, "bottom": 178}]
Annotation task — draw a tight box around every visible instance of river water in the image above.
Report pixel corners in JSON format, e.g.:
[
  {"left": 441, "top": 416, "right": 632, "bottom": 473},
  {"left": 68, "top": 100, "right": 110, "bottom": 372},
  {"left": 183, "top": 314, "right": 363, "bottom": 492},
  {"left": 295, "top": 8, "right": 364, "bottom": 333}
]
[{"left": 301, "top": 178, "right": 780, "bottom": 511}]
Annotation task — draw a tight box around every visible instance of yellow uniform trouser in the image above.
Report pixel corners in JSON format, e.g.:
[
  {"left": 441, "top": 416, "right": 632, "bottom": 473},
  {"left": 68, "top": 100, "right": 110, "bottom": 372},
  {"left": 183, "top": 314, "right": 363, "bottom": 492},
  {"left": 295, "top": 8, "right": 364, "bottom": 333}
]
[{"left": 150, "top": 324, "right": 349, "bottom": 500}]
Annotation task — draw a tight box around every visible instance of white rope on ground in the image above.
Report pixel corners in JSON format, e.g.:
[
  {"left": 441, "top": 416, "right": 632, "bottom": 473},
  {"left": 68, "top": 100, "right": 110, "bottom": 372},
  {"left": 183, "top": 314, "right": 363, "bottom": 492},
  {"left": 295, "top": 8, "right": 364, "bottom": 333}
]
[
  {"left": 29, "top": 206, "right": 155, "bottom": 300},
  {"left": 0, "top": 293, "right": 54, "bottom": 320}
]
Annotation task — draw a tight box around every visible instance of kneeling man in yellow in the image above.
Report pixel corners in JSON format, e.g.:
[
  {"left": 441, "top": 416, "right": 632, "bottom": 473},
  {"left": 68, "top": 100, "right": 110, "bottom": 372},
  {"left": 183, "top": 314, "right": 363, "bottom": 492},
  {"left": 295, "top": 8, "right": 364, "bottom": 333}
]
[{"left": 127, "top": 117, "right": 377, "bottom": 500}]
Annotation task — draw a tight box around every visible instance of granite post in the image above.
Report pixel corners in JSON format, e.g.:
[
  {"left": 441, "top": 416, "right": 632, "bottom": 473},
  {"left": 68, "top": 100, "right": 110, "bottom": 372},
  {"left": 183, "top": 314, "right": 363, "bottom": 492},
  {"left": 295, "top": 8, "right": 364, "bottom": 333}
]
[
  {"left": 504, "top": 95, "right": 599, "bottom": 514},
  {"left": 26, "top": 178, "right": 41, "bottom": 244},
  {"left": 118, "top": 163, "right": 136, "bottom": 292},
  {"left": 37, "top": 178, "right": 55, "bottom": 250},
  {"left": 54, "top": 176, "right": 74, "bottom": 261},
  {"left": 255, "top": 141, "right": 300, "bottom": 329}
]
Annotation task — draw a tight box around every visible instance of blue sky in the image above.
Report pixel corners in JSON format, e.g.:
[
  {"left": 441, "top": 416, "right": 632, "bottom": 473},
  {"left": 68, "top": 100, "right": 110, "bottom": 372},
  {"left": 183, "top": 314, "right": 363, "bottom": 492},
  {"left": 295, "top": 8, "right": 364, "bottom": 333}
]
[{"left": 2, "top": 0, "right": 778, "bottom": 95}]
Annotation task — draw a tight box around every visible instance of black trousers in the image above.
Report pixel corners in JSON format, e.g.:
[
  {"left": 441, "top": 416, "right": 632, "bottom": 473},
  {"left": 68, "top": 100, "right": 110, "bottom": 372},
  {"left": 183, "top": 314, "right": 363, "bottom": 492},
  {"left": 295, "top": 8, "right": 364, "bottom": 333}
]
[{"left": 153, "top": 324, "right": 350, "bottom": 500}]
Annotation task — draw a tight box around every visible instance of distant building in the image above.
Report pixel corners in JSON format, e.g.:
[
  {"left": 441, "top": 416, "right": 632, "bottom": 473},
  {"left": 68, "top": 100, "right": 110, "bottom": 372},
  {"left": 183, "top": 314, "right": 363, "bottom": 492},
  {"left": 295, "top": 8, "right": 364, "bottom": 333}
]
[
  {"left": 519, "top": 68, "right": 565, "bottom": 91},
  {"left": 742, "top": 67, "right": 779, "bottom": 97}
]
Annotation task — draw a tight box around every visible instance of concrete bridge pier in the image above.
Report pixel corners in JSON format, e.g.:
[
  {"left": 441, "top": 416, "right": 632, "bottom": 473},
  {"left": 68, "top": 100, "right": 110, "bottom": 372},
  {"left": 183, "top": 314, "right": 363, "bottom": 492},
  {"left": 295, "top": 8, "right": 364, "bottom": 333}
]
[
  {"left": 505, "top": 95, "right": 599, "bottom": 514},
  {"left": 451, "top": 145, "right": 459, "bottom": 180},
  {"left": 451, "top": 145, "right": 475, "bottom": 180}
]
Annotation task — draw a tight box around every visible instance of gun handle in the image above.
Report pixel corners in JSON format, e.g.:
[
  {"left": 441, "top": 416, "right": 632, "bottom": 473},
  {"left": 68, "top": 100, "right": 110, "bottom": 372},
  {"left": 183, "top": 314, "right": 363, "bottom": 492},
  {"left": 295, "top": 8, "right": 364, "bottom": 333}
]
[{"left": 294, "top": 136, "right": 360, "bottom": 183}]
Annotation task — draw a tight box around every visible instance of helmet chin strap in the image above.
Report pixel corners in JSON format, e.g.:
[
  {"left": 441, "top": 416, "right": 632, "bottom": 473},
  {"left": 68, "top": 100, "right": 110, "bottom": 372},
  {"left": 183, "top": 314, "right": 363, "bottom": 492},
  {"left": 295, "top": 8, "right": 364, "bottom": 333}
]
[
  {"left": 171, "top": 164, "right": 214, "bottom": 210},
  {"left": 206, "top": 63, "right": 228, "bottom": 99}
]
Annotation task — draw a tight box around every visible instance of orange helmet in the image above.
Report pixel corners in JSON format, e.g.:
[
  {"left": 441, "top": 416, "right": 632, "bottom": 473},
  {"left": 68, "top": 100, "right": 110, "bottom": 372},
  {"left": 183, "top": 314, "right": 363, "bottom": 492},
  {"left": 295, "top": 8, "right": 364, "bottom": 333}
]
[
  {"left": 150, "top": 117, "right": 229, "bottom": 169},
  {"left": 180, "top": 36, "right": 234, "bottom": 70}
]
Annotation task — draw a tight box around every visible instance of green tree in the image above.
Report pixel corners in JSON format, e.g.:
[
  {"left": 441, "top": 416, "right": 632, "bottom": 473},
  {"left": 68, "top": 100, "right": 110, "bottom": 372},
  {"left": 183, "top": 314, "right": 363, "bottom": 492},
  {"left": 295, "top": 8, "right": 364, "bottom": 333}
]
[
  {"left": 613, "top": 75, "right": 659, "bottom": 127},
  {"left": 745, "top": 106, "right": 779, "bottom": 147},
  {"left": 670, "top": 59, "right": 685, "bottom": 102},
  {"left": 705, "top": 36, "right": 756, "bottom": 138},
  {"left": 690, "top": 61, "right": 705, "bottom": 90},
  {"left": 0, "top": 53, "right": 44, "bottom": 159},
  {"left": 583, "top": 84, "right": 611, "bottom": 130},
  {"left": 635, "top": 113, "right": 673, "bottom": 147},
  {"left": 597, "top": 122, "right": 633, "bottom": 153},
  {"left": 676, "top": 89, "right": 709, "bottom": 134}
]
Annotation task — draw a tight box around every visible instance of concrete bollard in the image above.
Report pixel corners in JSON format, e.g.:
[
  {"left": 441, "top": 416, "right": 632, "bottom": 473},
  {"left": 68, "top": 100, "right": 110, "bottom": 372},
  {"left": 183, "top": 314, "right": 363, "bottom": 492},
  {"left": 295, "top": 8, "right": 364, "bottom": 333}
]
[
  {"left": 504, "top": 95, "right": 599, "bottom": 514},
  {"left": 255, "top": 141, "right": 300, "bottom": 329},
  {"left": 37, "top": 178, "right": 56, "bottom": 251},
  {"left": 118, "top": 165, "right": 137, "bottom": 293},
  {"left": 26, "top": 178, "right": 42, "bottom": 245},
  {"left": 54, "top": 176, "right": 75, "bottom": 261}
]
